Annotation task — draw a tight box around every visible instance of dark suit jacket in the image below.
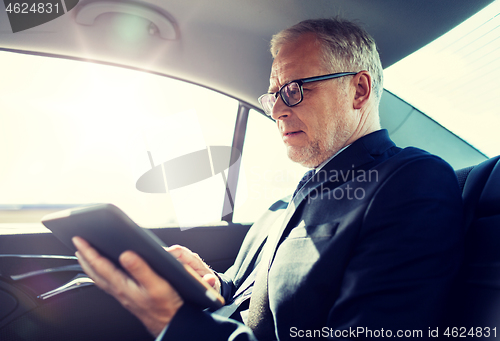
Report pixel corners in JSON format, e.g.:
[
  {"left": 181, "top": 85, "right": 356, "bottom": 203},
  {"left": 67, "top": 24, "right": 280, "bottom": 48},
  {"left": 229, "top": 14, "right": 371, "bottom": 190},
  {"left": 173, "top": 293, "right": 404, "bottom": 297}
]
[{"left": 164, "top": 130, "right": 464, "bottom": 340}]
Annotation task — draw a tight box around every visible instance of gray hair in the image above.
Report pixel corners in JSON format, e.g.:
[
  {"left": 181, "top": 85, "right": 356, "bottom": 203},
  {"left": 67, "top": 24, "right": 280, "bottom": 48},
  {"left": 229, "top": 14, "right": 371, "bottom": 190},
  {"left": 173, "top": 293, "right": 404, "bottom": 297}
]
[{"left": 270, "top": 18, "right": 384, "bottom": 104}]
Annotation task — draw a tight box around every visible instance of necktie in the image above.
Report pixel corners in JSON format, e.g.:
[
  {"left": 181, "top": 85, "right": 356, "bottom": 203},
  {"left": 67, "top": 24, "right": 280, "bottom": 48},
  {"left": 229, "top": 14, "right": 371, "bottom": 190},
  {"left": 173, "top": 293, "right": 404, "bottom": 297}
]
[
  {"left": 246, "top": 169, "right": 315, "bottom": 339},
  {"left": 292, "top": 169, "right": 315, "bottom": 198}
]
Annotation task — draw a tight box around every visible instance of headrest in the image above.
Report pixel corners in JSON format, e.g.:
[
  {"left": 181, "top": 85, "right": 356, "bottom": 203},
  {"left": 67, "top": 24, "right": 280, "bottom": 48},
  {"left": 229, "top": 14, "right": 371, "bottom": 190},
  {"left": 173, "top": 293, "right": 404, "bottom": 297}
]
[{"left": 462, "top": 155, "right": 500, "bottom": 227}]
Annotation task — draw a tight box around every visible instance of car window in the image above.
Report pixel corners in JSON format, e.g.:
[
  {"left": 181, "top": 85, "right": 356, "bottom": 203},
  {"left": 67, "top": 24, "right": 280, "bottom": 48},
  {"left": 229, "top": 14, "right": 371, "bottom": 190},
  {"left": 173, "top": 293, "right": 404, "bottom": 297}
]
[
  {"left": 232, "top": 109, "right": 306, "bottom": 223},
  {"left": 0, "top": 51, "right": 239, "bottom": 230}
]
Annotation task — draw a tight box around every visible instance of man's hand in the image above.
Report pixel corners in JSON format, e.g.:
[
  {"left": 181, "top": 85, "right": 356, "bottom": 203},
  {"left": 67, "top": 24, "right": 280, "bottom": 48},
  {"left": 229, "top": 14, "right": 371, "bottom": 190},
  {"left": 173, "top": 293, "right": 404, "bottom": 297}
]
[
  {"left": 167, "top": 245, "right": 221, "bottom": 294},
  {"left": 72, "top": 236, "right": 184, "bottom": 338}
]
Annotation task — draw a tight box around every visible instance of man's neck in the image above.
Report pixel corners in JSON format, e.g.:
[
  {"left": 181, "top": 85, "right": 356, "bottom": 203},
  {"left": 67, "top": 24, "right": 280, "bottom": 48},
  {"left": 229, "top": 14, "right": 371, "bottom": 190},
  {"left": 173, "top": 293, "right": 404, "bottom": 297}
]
[{"left": 313, "top": 144, "right": 351, "bottom": 173}]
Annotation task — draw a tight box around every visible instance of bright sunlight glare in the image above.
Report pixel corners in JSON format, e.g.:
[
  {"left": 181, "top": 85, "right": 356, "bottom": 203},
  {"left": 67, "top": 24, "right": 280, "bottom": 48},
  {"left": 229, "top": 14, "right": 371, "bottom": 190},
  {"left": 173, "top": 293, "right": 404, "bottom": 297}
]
[
  {"left": 0, "top": 51, "right": 238, "bottom": 227},
  {"left": 384, "top": 0, "right": 500, "bottom": 157}
]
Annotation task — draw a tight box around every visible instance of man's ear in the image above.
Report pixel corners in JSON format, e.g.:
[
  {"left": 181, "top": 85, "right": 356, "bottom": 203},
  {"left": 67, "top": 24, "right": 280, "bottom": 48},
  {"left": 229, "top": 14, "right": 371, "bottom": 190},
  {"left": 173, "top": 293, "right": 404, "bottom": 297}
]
[{"left": 352, "top": 71, "right": 372, "bottom": 110}]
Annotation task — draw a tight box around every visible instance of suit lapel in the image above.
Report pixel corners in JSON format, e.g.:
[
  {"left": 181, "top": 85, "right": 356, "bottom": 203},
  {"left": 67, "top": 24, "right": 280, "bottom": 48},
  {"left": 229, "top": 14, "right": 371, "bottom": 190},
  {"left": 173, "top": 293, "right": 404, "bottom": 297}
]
[
  {"left": 233, "top": 209, "right": 287, "bottom": 296},
  {"left": 232, "top": 200, "right": 289, "bottom": 294}
]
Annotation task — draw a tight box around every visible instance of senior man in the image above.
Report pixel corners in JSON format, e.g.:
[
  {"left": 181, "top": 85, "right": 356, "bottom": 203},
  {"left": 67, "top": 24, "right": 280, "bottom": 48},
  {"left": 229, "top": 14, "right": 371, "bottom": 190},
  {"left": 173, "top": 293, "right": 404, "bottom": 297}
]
[{"left": 74, "top": 18, "right": 464, "bottom": 340}]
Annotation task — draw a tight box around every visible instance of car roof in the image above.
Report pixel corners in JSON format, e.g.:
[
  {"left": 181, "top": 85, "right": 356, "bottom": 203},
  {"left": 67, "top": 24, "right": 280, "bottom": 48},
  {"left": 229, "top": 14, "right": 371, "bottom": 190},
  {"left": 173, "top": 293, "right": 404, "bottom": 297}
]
[{"left": 0, "top": 0, "right": 494, "bottom": 108}]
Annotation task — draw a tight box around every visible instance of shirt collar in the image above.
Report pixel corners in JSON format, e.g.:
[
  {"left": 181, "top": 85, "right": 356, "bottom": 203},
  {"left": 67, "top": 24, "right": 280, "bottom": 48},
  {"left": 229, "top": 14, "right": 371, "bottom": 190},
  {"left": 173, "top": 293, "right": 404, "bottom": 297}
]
[{"left": 311, "top": 144, "right": 351, "bottom": 174}]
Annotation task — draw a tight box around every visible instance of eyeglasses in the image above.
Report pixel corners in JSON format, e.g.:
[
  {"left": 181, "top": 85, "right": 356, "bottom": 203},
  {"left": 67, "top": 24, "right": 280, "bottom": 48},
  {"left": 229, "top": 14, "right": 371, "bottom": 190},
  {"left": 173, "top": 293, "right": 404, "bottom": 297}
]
[{"left": 258, "top": 72, "right": 358, "bottom": 117}]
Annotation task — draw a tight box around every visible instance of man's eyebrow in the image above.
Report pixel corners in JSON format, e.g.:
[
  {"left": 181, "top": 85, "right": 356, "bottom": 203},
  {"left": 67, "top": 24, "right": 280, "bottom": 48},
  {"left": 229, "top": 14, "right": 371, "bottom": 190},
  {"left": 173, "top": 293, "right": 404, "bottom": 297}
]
[
  {"left": 269, "top": 77, "right": 299, "bottom": 92},
  {"left": 268, "top": 83, "right": 279, "bottom": 93},
  {"left": 268, "top": 74, "right": 295, "bottom": 93},
  {"left": 268, "top": 79, "right": 286, "bottom": 93}
]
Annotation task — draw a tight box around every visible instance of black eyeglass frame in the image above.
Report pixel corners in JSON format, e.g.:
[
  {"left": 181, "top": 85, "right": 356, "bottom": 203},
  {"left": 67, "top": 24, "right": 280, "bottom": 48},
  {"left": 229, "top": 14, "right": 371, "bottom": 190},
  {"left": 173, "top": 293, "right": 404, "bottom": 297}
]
[{"left": 258, "top": 71, "right": 358, "bottom": 116}]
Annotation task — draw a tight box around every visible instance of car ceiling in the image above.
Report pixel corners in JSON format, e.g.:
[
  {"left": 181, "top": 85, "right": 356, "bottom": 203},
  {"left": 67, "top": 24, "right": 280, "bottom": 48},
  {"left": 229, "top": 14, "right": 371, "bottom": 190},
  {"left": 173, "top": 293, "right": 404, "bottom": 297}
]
[
  {"left": 0, "top": 0, "right": 494, "bottom": 108},
  {"left": 0, "top": 0, "right": 494, "bottom": 170}
]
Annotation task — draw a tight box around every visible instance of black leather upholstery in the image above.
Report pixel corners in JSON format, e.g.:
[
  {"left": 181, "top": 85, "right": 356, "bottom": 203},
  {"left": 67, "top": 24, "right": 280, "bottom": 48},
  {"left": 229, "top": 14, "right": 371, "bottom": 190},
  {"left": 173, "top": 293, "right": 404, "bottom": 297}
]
[
  {"left": 456, "top": 166, "right": 475, "bottom": 193},
  {"left": 450, "top": 156, "right": 500, "bottom": 335}
]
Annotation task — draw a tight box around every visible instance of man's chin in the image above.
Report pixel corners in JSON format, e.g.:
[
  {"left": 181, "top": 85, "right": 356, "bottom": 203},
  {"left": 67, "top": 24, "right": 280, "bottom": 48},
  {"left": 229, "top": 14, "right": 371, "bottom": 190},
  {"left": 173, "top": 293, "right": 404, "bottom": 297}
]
[{"left": 286, "top": 146, "right": 318, "bottom": 168}]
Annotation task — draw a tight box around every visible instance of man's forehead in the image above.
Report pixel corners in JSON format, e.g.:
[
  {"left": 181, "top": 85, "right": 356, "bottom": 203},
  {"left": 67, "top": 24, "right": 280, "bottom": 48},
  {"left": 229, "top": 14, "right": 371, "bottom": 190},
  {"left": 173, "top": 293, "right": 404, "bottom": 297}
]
[
  {"left": 269, "top": 61, "right": 290, "bottom": 89},
  {"left": 268, "top": 38, "right": 325, "bottom": 91}
]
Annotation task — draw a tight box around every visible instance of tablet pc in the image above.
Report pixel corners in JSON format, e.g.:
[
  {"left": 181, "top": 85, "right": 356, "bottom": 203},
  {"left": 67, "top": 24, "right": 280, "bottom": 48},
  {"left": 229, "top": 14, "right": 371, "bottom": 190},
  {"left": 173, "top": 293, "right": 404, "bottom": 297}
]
[{"left": 41, "top": 204, "right": 225, "bottom": 310}]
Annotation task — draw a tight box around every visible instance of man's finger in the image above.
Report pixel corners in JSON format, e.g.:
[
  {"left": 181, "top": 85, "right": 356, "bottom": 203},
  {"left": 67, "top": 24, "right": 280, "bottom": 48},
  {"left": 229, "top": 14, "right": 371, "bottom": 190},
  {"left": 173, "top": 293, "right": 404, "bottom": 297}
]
[
  {"left": 119, "top": 251, "right": 165, "bottom": 291},
  {"left": 203, "top": 274, "right": 217, "bottom": 287},
  {"left": 167, "top": 245, "right": 206, "bottom": 272},
  {"left": 167, "top": 245, "right": 196, "bottom": 264},
  {"left": 72, "top": 236, "right": 93, "bottom": 255},
  {"left": 76, "top": 251, "right": 115, "bottom": 290},
  {"left": 73, "top": 237, "right": 116, "bottom": 276},
  {"left": 73, "top": 236, "right": 129, "bottom": 292}
]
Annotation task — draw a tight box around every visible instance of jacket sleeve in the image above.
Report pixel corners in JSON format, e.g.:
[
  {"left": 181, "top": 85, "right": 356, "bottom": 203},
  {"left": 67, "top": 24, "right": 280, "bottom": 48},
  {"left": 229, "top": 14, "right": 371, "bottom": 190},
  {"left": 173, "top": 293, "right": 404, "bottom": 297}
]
[
  {"left": 162, "top": 304, "right": 258, "bottom": 341},
  {"left": 213, "top": 271, "right": 235, "bottom": 303}
]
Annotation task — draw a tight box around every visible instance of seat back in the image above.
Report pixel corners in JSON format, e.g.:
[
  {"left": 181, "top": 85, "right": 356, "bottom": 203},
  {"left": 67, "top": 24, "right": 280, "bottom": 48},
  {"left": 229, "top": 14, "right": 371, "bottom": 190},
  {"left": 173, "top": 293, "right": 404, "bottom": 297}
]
[{"left": 451, "top": 156, "right": 500, "bottom": 332}]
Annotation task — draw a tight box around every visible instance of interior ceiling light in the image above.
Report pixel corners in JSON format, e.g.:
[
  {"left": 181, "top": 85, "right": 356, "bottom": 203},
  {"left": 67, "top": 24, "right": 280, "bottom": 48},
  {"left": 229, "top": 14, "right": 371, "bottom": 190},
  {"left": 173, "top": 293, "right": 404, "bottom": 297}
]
[{"left": 75, "top": 1, "right": 179, "bottom": 40}]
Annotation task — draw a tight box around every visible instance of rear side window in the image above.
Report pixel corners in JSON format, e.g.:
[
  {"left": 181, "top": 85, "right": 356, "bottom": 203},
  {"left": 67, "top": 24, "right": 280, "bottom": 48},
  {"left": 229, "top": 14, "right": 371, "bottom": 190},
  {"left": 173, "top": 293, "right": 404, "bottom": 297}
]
[
  {"left": 232, "top": 109, "right": 306, "bottom": 223},
  {"left": 0, "top": 51, "right": 238, "bottom": 230}
]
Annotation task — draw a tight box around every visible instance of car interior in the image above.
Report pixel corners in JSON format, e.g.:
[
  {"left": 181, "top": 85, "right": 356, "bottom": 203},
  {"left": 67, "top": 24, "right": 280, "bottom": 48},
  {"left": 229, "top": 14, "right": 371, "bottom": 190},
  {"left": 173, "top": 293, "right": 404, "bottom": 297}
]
[{"left": 0, "top": 0, "right": 499, "bottom": 340}]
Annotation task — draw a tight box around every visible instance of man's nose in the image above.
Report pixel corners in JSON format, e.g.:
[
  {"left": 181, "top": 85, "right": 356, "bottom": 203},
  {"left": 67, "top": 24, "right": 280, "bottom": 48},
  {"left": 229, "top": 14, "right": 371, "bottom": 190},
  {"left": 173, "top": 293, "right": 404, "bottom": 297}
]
[{"left": 271, "top": 96, "right": 290, "bottom": 121}]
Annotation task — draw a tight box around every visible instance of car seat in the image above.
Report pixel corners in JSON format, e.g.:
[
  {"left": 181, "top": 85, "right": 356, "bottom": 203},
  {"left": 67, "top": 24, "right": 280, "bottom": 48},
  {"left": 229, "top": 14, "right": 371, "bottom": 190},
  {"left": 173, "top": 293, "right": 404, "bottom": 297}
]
[{"left": 450, "top": 156, "right": 500, "bottom": 335}]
